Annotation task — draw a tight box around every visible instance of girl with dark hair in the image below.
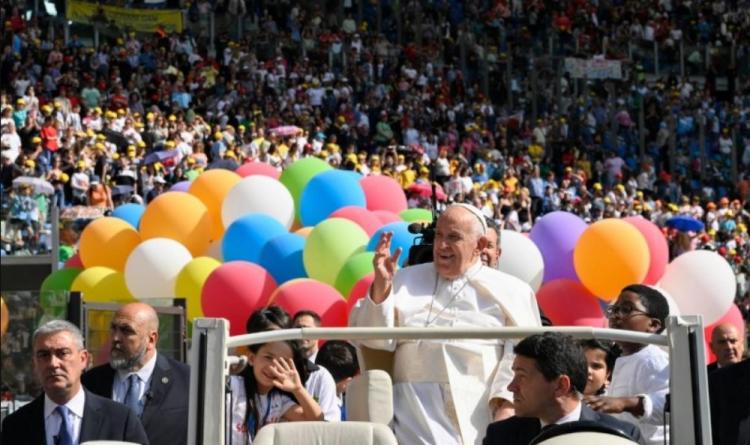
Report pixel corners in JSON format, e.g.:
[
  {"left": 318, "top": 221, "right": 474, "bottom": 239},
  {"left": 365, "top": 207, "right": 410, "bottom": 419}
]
[{"left": 228, "top": 307, "right": 323, "bottom": 444}]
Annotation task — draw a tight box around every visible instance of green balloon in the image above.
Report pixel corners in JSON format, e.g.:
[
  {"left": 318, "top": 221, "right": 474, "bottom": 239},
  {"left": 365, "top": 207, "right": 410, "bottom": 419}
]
[
  {"left": 41, "top": 268, "right": 83, "bottom": 293},
  {"left": 304, "top": 218, "right": 369, "bottom": 286},
  {"left": 334, "top": 251, "right": 375, "bottom": 298},
  {"left": 279, "top": 157, "right": 332, "bottom": 221},
  {"left": 400, "top": 208, "right": 434, "bottom": 223}
]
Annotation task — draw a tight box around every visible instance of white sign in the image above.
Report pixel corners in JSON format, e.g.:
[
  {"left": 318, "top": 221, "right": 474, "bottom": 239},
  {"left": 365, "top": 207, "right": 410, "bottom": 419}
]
[{"left": 564, "top": 58, "right": 623, "bottom": 80}]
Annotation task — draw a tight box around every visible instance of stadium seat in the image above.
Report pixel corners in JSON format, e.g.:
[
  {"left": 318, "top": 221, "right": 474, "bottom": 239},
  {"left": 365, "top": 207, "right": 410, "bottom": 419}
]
[
  {"left": 528, "top": 420, "right": 639, "bottom": 445},
  {"left": 253, "top": 421, "right": 398, "bottom": 445},
  {"left": 345, "top": 370, "right": 393, "bottom": 424}
]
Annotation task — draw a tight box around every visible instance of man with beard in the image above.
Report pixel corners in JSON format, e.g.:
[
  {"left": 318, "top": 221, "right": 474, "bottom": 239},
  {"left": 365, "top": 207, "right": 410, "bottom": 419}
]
[{"left": 82, "top": 302, "right": 189, "bottom": 445}]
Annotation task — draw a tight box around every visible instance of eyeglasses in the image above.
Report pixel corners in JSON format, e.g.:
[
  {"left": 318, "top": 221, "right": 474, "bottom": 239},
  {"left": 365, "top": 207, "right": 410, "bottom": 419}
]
[{"left": 605, "top": 304, "right": 652, "bottom": 319}]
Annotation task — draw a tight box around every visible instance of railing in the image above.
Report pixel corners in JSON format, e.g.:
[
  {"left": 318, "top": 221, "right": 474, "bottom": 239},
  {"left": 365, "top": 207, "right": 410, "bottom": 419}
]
[{"left": 187, "top": 316, "right": 712, "bottom": 445}]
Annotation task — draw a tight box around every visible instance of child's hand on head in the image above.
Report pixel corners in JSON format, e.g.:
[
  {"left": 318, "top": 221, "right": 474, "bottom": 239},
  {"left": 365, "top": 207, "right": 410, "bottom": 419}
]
[{"left": 269, "top": 357, "right": 303, "bottom": 393}]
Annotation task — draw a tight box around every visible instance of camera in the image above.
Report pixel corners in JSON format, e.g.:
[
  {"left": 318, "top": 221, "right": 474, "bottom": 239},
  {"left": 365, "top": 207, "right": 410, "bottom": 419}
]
[{"left": 407, "top": 221, "right": 436, "bottom": 265}]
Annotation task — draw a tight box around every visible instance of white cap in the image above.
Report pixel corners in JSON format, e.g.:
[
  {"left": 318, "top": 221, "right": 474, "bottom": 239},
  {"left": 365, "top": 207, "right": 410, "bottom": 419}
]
[{"left": 448, "top": 203, "right": 488, "bottom": 234}]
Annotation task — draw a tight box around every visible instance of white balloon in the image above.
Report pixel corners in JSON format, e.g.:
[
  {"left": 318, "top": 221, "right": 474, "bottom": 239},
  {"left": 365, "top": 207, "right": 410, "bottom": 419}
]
[
  {"left": 497, "top": 230, "right": 545, "bottom": 292},
  {"left": 648, "top": 285, "right": 681, "bottom": 316},
  {"left": 222, "top": 176, "right": 295, "bottom": 229},
  {"left": 125, "top": 238, "right": 193, "bottom": 300},
  {"left": 204, "top": 238, "right": 223, "bottom": 261},
  {"left": 658, "top": 250, "right": 736, "bottom": 325}
]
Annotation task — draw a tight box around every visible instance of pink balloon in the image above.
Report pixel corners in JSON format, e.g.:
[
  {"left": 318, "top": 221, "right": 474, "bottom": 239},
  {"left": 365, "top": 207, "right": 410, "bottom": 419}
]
[
  {"left": 360, "top": 175, "right": 408, "bottom": 214},
  {"left": 268, "top": 279, "right": 348, "bottom": 327},
  {"left": 330, "top": 206, "right": 384, "bottom": 237},
  {"left": 236, "top": 161, "right": 281, "bottom": 179},
  {"left": 704, "top": 304, "right": 745, "bottom": 365},
  {"left": 65, "top": 253, "right": 84, "bottom": 269},
  {"left": 624, "top": 216, "right": 669, "bottom": 284},
  {"left": 347, "top": 273, "right": 375, "bottom": 314},
  {"left": 372, "top": 210, "right": 401, "bottom": 225},
  {"left": 201, "top": 261, "right": 278, "bottom": 335},
  {"left": 536, "top": 279, "right": 605, "bottom": 327}
]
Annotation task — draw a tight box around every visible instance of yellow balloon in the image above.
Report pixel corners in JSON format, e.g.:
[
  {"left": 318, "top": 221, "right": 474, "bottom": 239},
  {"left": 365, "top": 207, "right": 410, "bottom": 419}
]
[
  {"left": 79, "top": 217, "right": 141, "bottom": 271},
  {"left": 140, "top": 192, "right": 213, "bottom": 256},
  {"left": 188, "top": 170, "right": 241, "bottom": 240},
  {"left": 574, "top": 219, "right": 650, "bottom": 301},
  {"left": 174, "top": 256, "right": 221, "bottom": 322},
  {"left": 71, "top": 266, "right": 135, "bottom": 303}
]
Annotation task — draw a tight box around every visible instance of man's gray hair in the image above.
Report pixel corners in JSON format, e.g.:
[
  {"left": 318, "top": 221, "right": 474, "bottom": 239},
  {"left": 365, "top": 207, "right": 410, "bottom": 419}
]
[{"left": 33, "top": 319, "right": 85, "bottom": 351}]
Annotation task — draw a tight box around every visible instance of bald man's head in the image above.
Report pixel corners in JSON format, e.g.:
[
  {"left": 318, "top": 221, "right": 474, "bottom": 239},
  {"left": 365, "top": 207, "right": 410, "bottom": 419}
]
[
  {"left": 109, "top": 303, "right": 160, "bottom": 371},
  {"left": 710, "top": 323, "right": 745, "bottom": 367}
]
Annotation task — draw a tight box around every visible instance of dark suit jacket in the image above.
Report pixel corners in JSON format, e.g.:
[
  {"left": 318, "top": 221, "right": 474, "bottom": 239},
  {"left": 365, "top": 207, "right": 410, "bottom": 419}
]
[
  {"left": 82, "top": 353, "right": 190, "bottom": 445},
  {"left": 483, "top": 404, "right": 642, "bottom": 445},
  {"left": 707, "top": 362, "right": 719, "bottom": 373},
  {"left": 0, "top": 389, "right": 149, "bottom": 444},
  {"left": 710, "top": 358, "right": 750, "bottom": 445}
]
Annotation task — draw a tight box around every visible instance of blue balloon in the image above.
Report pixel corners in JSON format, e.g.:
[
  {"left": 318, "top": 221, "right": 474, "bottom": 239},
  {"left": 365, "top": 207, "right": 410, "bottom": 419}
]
[
  {"left": 300, "top": 170, "right": 366, "bottom": 226},
  {"left": 259, "top": 233, "right": 307, "bottom": 284},
  {"left": 223, "top": 214, "right": 287, "bottom": 263},
  {"left": 112, "top": 203, "right": 145, "bottom": 229},
  {"left": 367, "top": 221, "right": 419, "bottom": 267}
]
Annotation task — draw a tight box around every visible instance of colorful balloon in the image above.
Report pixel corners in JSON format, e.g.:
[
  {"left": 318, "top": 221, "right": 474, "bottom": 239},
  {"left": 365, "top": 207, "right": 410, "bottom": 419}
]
[
  {"left": 659, "top": 250, "right": 736, "bottom": 325},
  {"left": 300, "top": 170, "right": 367, "bottom": 227},
  {"left": 236, "top": 161, "right": 281, "bottom": 179},
  {"left": 330, "top": 206, "right": 383, "bottom": 237},
  {"left": 201, "top": 261, "right": 277, "bottom": 336},
  {"left": 400, "top": 208, "right": 433, "bottom": 224},
  {"left": 366, "top": 222, "right": 418, "bottom": 267},
  {"left": 529, "top": 211, "right": 587, "bottom": 283},
  {"left": 188, "top": 169, "right": 242, "bottom": 240},
  {"left": 222, "top": 214, "right": 287, "bottom": 263},
  {"left": 347, "top": 273, "right": 375, "bottom": 314},
  {"left": 574, "top": 219, "right": 649, "bottom": 301},
  {"left": 41, "top": 268, "right": 83, "bottom": 293},
  {"left": 279, "top": 157, "right": 332, "bottom": 222},
  {"left": 112, "top": 203, "right": 146, "bottom": 229},
  {"left": 303, "top": 218, "right": 369, "bottom": 285},
  {"left": 624, "top": 217, "right": 669, "bottom": 285},
  {"left": 222, "top": 175, "right": 295, "bottom": 229},
  {"left": 140, "top": 192, "right": 213, "bottom": 256},
  {"left": 536, "top": 279, "right": 605, "bottom": 327},
  {"left": 372, "top": 210, "right": 402, "bottom": 225},
  {"left": 125, "top": 238, "right": 193, "bottom": 300},
  {"left": 71, "top": 267, "right": 135, "bottom": 303},
  {"left": 268, "top": 279, "right": 348, "bottom": 327},
  {"left": 79, "top": 217, "right": 141, "bottom": 271},
  {"left": 360, "top": 175, "right": 408, "bottom": 214},
  {"left": 170, "top": 180, "right": 192, "bottom": 192},
  {"left": 703, "top": 304, "right": 745, "bottom": 364},
  {"left": 174, "top": 257, "right": 222, "bottom": 322},
  {"left": 498, "top": 230, "right": 545, "bottom": 292},
  {"left": 334, "top": 251, "right": 375, "bottom": 298},
  {"left": 64, "top": 253, "right": 84, "bottom": 269},
  {"left": 259, "top": 233, "right": 307, "bottom": 285}
]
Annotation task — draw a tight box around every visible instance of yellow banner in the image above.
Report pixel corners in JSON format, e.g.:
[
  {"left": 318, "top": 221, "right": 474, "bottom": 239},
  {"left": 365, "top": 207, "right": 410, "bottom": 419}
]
[{"left": 66, "top": 0, "right": 184, "bottom": 34}]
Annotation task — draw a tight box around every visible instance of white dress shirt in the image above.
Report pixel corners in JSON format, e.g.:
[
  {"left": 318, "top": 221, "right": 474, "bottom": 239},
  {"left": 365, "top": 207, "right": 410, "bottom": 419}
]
[{"left": 44, "top": 387, "right": 85, "bottom": 445}]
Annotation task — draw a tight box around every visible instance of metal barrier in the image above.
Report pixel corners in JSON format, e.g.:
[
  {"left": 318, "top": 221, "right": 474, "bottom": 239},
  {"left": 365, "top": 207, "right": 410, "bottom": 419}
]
[{"left": 187, "top": 316, "right": 712, "bottom": 445}]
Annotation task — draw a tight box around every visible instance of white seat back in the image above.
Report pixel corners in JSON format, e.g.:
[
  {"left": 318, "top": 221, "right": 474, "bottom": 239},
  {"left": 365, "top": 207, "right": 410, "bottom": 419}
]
[
  {"left": 252, "top": 421, "right": 397, "bottom": 445},
  {"left": 345, "top": 370, "right": 393, "bottom": 424}
]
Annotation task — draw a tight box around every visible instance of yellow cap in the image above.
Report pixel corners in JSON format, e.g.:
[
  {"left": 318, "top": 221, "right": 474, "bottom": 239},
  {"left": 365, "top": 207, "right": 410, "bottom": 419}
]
[
  {"left": 54, "top": 101, "right": 62, "bottom": 108},
  {"left": 60, "top": 172, "right": 69, "bottom": 183},
  {"left": 127, "top": 145, "right": 136, "bottom": 152},
  {"left": 146, "top": 112, "right": 155, "bottom": 120},
  {"left": 112, "top": 153, "right": 120, "bottom": 160},
  {"left": 225, "top": 150, "right": 237, "bottom": 159},
  {"left": 97, "top": 134, "right": 106, "bottom": 141},
  {"left": 165, "top": 141, "right": 175, "bottom": 148},
  {"left": 16, "top": 98, "right": 25, "bottom": 104},
  {"left": 168, "top": 115, "right": 177, "bottom": 121},
  {"left": 31, "top": 136, "right": 42, "bottom": 144},
  {"left": 118, "top": 108, "right": 126, "bottom": 115},
  {"left": 94, "top": 107, "right": 102, "bottom": 114},
  {"left": 76, "top": 160, "right": 85, "bottom": 168},
  {"left": 87, "top": 129, "right": 95, "bottom": 137},
  {"left": 95, "top": 142, "right": 105, "bottom": 150},
  {"left": 137, "top": 140, "right": 146, "bottom": 147},
  {"left": 24, "top": 159, "right": 35, "bottom": 168},
  {"left": 214, "top": 132, "right": 223, "bottom": 140}
]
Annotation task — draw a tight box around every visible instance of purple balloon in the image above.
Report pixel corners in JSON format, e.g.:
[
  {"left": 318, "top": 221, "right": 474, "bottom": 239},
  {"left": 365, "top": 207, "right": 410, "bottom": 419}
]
[
  {"left": 170, "top": 180, "right": 192, "bottom": 192},
  {"left": 529, "top": 211, "right": 588, "bottom": 283}
]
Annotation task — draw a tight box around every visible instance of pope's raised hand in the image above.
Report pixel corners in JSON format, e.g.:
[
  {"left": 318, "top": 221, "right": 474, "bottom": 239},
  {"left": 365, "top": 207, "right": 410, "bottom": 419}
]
[{"left": 370, "top": 231, "right": 402, "bottom": 304}]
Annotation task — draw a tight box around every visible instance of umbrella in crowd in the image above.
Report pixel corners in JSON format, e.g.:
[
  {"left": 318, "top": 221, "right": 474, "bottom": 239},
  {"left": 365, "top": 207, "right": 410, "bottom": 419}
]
[
  {"left": 407, "top": 182, "right": 448, "bottom": 201},
  {"left": 666, "top": 215, "right": 705, "bottom": 232},
  {"left": 12, "top": 176, "right": 54, "bottom": 195},
  {"left": 269, "top": 125, "right": 303, "bottom": 137},
  {"left": 207, "top": 158, "right": 239, "bottom": 171},
  {"left": 142, "top": 150, "right": 180, "bottom": 165},
  {"left": 111, "top": 185, "right": 134, "bottom": 197},
  {"left": 60, "top": 206, "right": 106, "bottom": 220}
]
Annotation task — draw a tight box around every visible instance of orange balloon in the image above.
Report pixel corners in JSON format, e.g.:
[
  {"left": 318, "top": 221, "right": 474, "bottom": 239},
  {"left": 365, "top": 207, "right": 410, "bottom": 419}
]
[
  {"left": 294, "top": 227, "right": 313, "bottom": 238},
  {"left": 79, "top": 217, "right": 141, "bottom": 271},
  {"left": 1, "top": 297, "right": 9, "bottom": 337},
  {"left": 139, "top": 192, "right": 213, "bottom": 256},
  {"left": 188, "top": 170, "right": 241, "bottom": 240},
  {"left": 573, "top": 218, "right": 650, "bottom": 301}
]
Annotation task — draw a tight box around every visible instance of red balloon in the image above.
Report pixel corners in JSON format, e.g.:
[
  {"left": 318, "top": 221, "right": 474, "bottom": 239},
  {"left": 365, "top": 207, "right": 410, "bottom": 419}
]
[
  {"left": 330, "top": 206, "right": 384, "bottom": 237},
  {"left": 372, "top": 210, "right": 401, "bottom": 225},
  {"left": 236, "top": 161, "right": 281, "bottom": 179},
  {"left": 360, "top": 175, "right": 408, "bottom": 214},
  {"left": 65, "top": 253, "right": 84, "bottom": 269},
  {"left": 624, "top": 216, "right": 669, "bottom": 285},
  {"left": 347, "top": 273, "right": 375, "bottom": 314},
  {"left": 201, "top": 261, "right": 278, "bottom": 335},
  {"left": 536, "top": 279, "right": 605, "bottom": 327},
  {"left": 268, "top": 279, "right": 348, "bottom": 327},
  {"left": 703, "top": 304, "right": 745, "bottom": 365}
]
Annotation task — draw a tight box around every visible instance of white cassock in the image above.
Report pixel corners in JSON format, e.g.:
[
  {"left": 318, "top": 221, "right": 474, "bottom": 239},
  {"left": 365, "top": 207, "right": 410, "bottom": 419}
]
[{"left": 350, "top": 260, "right": 542, "bottom": 445}]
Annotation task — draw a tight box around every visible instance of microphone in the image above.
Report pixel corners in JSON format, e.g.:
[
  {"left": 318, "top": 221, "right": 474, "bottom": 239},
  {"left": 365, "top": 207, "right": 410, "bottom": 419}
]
[{"left": 407, "top": 222, "right": 428, "bottom": 234}]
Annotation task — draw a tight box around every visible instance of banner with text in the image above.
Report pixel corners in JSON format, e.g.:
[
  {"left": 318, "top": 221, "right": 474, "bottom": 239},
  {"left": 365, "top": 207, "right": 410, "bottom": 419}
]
[
  {"left": 66, "top": 0, "right": 184, "bottom": 34},
  {"left": 564, "top": 58, "right": 623, "bottom": 80}
]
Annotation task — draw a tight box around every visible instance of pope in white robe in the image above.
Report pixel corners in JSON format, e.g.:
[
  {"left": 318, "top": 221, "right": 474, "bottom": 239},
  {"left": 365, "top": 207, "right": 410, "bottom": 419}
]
[{"left": 350, "top": 204, "right": 542, "bottom": 445}]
